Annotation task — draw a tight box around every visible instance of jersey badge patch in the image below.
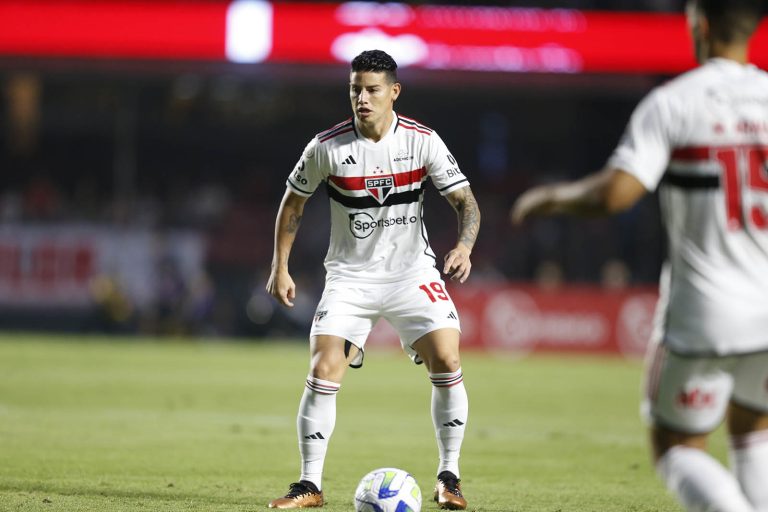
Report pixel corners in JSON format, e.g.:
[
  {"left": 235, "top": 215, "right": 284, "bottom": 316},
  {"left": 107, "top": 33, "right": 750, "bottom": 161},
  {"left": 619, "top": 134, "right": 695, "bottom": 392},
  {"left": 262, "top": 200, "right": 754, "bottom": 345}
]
[{"left": 365, "top": 175, "right": 394, "bottom": 204}]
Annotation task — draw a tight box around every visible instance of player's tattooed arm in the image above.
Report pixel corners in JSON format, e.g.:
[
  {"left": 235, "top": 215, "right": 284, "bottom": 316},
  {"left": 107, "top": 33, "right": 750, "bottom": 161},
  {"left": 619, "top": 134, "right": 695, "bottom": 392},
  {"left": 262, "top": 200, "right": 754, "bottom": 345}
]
[
  {"left": 286, "top": 212, "right": 302, "bottom": 235},
  {"left": 267, "top": 189, "right": 309, "bottom": 307},
  {"left": 447, "top": 186, "right": 481, "bottom": 251},
  {"left": 443, "top": 186, "right": 481, "bottom": 283}
]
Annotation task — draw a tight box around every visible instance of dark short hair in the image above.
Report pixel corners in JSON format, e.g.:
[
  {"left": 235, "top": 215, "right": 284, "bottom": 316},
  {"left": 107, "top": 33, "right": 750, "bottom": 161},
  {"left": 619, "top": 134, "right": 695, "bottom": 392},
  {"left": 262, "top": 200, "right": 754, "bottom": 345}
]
[
  {"left": 694, "top": 0, "right": 763, "bottom": 42},
  {"left": 350, "top": 50, "right": 398, "bottom": 83}
]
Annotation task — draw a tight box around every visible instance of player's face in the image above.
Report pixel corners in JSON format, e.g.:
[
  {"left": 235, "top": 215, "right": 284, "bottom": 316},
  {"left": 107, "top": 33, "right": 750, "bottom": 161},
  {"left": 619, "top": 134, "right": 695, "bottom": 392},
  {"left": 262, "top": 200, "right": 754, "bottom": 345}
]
[{"left": 349, "top": 71, "right": 400, "bottom": 126}]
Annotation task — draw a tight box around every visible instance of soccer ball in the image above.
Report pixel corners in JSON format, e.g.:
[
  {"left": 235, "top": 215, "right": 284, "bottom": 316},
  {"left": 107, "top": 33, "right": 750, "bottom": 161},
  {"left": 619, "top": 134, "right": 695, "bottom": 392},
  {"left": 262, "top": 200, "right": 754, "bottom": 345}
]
[{"left": 353, "top": 467, "right": 422, "bottom": 512}]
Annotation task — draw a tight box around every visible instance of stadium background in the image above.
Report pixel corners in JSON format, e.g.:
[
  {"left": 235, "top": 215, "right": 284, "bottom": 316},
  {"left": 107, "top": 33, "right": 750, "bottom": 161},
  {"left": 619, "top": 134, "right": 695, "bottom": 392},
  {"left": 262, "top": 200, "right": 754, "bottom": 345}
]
[
  {"left": 2, "top": 2, "right": 767, "bottom": 511},
  {"left": 10, "top": 0, "right": 765, "bottom": 352}
]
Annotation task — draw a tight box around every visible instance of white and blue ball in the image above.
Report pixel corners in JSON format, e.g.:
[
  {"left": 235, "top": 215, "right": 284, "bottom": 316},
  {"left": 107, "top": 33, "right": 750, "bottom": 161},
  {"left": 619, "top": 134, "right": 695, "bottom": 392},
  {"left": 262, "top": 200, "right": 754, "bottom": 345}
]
[{"left": 353, "top": 467, "right": 422, "bottom": 512}]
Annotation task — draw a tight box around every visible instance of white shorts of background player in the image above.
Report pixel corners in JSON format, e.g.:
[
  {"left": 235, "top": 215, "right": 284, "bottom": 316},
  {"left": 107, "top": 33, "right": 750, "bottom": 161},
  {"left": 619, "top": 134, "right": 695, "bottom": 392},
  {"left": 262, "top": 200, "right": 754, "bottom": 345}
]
[{"left": 643, "top": 344, "right": 768, "bottom": 433}]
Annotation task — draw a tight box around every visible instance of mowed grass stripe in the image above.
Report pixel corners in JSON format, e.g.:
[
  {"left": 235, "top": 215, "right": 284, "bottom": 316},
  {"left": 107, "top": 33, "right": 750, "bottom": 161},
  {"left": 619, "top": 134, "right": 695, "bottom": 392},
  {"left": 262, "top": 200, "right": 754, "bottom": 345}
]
[{"left": 0, "top": 334, "right": 700, "bottom": 511}]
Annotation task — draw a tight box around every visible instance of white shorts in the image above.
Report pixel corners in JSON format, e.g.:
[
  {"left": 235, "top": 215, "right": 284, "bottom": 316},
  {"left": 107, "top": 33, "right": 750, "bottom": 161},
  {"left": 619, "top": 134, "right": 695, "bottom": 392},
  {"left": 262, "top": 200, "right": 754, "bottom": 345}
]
[
  {"left": 642, "top": 342, "right": 768, "bottom": 434},
  {"left": 309, "top": 268, "right": 461, "bottom": 368}
]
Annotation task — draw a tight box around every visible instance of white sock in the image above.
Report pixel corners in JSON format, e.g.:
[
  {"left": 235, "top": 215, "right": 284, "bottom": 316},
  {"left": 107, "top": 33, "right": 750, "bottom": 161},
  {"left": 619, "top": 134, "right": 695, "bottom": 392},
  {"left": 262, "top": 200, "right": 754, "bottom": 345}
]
[
  {"left": 430, "top": 368, "right": 468, "bottom": 478},
  {"left": 730, "top": 430, "right": 768, "bottom": 512},
  {"left": 657, "top": 445, "right": 755, "bottom": 512},
  {"left": 296, "top": 376, "right": 340, "bottom": 490}
]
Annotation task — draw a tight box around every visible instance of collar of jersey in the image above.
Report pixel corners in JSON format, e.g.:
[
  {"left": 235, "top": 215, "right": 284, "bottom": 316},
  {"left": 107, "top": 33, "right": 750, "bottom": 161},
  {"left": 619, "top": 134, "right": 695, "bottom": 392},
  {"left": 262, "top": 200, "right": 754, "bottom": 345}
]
[
  {"left": 354, "top": 111, "right": 398, "bottom": 147},
  {"left": 706, "top": 57, "right": 757, "bottom": 72}
]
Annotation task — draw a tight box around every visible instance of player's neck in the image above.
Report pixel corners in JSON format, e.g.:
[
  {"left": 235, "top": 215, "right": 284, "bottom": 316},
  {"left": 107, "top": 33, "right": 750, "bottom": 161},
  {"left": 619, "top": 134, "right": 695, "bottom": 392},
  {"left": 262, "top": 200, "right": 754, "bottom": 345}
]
[
  {"left": 357, "top": 111, "right": 394, "bottom": 142},
  {"left": 707, "top": 41, "right": 749, "bottom": 65}
]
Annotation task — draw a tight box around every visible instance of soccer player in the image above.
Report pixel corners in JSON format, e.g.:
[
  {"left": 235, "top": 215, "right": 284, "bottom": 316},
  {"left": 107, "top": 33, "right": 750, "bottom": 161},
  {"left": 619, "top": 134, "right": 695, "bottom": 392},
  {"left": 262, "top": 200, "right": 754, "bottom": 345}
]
[
  {"left": 266, "top": 50, "right": 480, "bottom": 510},
  {"left": 511, "top": 1, "right": 768, "bottom": 511}
]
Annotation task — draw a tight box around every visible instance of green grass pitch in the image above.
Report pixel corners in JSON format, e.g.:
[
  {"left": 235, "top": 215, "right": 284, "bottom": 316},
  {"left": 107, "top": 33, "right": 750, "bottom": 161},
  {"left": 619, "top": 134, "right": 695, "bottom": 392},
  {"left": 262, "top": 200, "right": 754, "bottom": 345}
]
[{"left": 1, "top": 334, "right": 727, "bottom": 511}]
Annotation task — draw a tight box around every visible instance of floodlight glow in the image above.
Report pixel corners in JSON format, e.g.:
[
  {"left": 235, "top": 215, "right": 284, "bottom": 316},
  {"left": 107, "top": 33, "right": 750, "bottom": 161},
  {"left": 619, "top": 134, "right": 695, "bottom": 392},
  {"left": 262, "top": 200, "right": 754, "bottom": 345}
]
[{"left": 226, "top": 0, "right": 273, "bottom": 63}]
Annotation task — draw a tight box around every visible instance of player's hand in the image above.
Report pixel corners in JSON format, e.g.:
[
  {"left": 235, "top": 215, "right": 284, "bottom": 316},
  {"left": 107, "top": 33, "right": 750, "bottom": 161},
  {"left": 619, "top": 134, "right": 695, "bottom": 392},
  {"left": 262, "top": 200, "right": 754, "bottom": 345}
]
[
  {"left": 510, "top": 186, "right": 555, "bottom": 225},
  {"left": 266, "top": 267, "right": 296, "bottom": 307},
  {"left": 443, "top": 243, "right": 472, "bottom": 283}
]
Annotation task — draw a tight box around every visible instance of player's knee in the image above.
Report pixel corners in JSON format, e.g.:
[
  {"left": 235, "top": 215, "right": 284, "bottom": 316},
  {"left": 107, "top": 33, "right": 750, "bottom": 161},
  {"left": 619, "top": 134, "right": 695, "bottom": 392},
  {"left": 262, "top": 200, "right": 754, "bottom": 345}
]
[
  {"left": 428, "top": 353, "right": 461, "bottom": 374},
  {"left": 651, "top": 425, "right": 709, "bottom": 461},
  {"left": 310, "top": 357, "right": 346, "bottom": 383},
  {"left": 727, "top": 402, "right": 768, "bottom": 436}
]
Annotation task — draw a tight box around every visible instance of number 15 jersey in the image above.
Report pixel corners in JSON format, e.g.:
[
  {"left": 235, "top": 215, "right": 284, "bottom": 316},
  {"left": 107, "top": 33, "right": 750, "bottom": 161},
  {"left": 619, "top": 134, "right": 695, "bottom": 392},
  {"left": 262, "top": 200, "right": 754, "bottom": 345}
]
[
  {"left": 608, "top": 58, "right": 768, "bottom": 356},
  {"left": 287, "top": 113, "right": 469, "bottom": 283}
]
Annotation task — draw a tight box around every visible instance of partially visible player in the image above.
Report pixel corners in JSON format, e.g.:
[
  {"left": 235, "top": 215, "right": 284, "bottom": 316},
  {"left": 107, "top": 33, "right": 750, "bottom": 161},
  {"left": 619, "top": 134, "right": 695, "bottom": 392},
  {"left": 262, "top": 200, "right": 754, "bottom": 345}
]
[
  {"left": 511, "top": 1, "right": 768, "bottom": 511},
  {"left": 266, "top": 50, "right": 480, "bottom": 509}
]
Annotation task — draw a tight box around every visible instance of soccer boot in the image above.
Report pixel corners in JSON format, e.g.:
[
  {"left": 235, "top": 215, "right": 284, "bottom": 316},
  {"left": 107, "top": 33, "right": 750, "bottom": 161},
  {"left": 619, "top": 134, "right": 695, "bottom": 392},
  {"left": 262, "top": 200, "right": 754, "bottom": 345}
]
[
  {"left": 433, "top": 471, "right": 467, "bottom": 510},
  {"left": 268, "top": 480, "right": 324, "bottom": 509}
]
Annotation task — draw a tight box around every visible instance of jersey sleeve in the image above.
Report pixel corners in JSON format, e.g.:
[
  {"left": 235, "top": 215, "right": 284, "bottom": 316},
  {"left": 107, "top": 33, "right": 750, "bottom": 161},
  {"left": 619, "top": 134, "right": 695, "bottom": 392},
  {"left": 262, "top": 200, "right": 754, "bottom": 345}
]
[
  {"left": 607, "top": 88, "right": 676, "bottom": 192},
  {"left": 426, "top": 132, "right": 470, "bottom": 196},
  {"left": 286, "top": 137, "right": 328, "bottom": 197}
]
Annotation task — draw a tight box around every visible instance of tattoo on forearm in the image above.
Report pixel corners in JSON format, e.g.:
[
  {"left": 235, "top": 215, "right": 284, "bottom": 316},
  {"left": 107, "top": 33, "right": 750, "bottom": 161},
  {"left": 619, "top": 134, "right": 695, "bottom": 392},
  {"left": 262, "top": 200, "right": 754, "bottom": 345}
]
[
  {"left": 287, "top": 213, "right": 302, "bottom": 234},
  {"left": 453, "top": 188, "right": 480, "bottom": 249}
]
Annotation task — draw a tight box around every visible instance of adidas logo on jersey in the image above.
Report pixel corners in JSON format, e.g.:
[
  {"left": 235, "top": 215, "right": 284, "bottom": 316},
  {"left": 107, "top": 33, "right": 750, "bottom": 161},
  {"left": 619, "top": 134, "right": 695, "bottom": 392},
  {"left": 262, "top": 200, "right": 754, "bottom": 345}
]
[
  {"left": 342, "top": 155, "right": 357, "bottom": 165},
  {"left": 447, "top": 311, "right": 457, "bottom": 320}
]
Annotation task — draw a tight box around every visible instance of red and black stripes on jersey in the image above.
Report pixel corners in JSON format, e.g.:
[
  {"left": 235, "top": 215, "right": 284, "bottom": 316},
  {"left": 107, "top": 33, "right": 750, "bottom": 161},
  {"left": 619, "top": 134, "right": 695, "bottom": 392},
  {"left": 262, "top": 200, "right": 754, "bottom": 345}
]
[
  {"left": 317, "top": 118, "right": 356, "bottom": 143},
  {"left": 396, "top": 114, "right": 433, "bottom": 136},
  {"left": 662, "top": 173, "right": 720, "bottom": 189},
  {"left": 663, "top": 145, "right": 768, "bottom": 190},
  {"left": 664, "top": 145, "right": 721, "bottom": 189},
  {"left": 328, "top": 167, "right": 426, "bottom": 190},
  {"left": 326, "top": 167, "right": 427, "bottom": 209},
  {"left": 326, "top": 184, "right": 424, "bottom": 209}
]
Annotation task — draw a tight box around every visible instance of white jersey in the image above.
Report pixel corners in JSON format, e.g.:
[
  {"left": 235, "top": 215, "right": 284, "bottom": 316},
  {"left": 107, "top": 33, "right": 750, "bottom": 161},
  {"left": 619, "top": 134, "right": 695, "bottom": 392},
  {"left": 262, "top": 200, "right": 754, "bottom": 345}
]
[
  {"left": 608, "top": 58, "right": 768, "bottom": 356},
  {"left": 287, "top": 112, "right": 469, "bottom": 283}
]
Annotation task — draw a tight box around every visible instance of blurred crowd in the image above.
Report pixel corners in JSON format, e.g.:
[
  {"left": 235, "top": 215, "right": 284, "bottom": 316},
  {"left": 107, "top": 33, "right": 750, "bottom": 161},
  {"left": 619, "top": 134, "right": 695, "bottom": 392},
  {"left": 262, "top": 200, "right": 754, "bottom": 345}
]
[{"left": 0, "top": 59, "right": 665, "bottom": 336}]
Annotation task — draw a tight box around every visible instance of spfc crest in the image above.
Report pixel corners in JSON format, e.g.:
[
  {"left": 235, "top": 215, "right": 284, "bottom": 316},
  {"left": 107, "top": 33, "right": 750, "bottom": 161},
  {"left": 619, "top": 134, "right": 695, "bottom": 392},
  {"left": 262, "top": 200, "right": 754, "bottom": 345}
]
[
  {"left": 314, "top": 310, "right": 327, "bottom": 323},
  {"left": 364, "top": 175, "right": 394, "bottom": 204}
]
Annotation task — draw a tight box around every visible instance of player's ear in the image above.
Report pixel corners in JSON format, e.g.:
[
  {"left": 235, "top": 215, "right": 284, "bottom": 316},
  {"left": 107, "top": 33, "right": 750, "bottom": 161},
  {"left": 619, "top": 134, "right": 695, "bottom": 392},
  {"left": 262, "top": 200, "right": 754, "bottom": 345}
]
[
  {"left": 391, "top": 82, "right": 401, "bottom": 102},
  {"left": 698, "top": 14, "right": 710, "bottom": 42},
  {"left": 694, "top": 13, "right": 711, "bottom": 62},
  {"left": 689, "top": 4, "right": 709, "bottom": 43}
]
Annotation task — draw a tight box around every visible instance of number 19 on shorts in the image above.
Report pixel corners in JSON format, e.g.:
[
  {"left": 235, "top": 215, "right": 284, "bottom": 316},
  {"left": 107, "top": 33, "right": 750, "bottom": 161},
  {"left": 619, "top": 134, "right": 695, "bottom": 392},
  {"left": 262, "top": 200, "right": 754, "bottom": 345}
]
[{"left": 419, "top": 282, "right": 449, "bottom": 303}]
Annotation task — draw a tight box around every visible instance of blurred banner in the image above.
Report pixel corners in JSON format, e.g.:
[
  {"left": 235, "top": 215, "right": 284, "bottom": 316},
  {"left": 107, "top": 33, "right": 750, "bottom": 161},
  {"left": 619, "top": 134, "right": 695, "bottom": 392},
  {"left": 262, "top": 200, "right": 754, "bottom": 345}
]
[
  {"left": 368, "top": 285, "right": 659, "bottom": 358},
  {"left": 1, "top": 1, "right": 767, "bottom": 73},
  {"left": 0, "top": 224, "right": 205, "bottom": 309}
]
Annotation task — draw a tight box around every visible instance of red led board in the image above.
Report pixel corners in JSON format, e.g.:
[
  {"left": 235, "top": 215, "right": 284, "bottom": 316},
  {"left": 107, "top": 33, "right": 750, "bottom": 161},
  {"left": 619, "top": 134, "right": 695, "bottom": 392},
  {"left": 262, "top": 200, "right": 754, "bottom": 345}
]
[{"left": 0, "top": 1, "right": 765, "bottom": 73}]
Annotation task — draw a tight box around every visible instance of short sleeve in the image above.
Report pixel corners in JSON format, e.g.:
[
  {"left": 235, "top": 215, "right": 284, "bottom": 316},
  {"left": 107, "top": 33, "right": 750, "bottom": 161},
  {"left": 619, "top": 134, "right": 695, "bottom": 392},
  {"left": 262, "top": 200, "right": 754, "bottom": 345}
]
[
  {"left": 286, "top": 137, "right": 328, "bottom": 197},
  {"left": 607, "top": 88, "right": 675, "bottom": 192},
  {"left": 426, "top": 132, "right": 470, "bottom": 195}
]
